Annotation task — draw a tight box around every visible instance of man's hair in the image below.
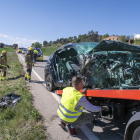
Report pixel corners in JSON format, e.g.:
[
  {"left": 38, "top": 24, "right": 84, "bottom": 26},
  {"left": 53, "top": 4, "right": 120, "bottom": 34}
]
[{"left": 72, "top": 76, "right": 82, "bottom": 87}]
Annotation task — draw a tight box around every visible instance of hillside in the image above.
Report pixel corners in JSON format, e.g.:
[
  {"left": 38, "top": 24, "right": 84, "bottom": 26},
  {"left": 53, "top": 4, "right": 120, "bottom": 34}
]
[{"left": 41, "top": 43, "right": 63, "bottom": 56}]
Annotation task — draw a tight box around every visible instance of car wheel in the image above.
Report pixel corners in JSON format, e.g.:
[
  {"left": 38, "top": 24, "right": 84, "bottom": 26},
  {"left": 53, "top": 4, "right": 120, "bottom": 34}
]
[
  {"left": 45, "top": 74, "right": 55, "bottom": 91},
  {"left": 132, "top": 126, "right": 140, "bottom": 140}
]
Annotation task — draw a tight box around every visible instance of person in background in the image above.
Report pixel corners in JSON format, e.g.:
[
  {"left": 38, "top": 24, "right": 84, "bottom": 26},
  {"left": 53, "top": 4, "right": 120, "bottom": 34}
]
[
  {"left": 25, "top": 47, "right": 34, "bottom": 82},
  {"left": 0, "top": 50, "right": 10, "bottom": 81},
  {"left": 57, "top": 76, "right": 109, "bottom": 136}
]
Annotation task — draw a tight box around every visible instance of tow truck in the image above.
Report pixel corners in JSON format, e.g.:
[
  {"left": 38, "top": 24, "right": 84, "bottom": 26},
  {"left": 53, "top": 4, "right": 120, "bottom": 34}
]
[{"left": 55, "top": 89, "right": 140, "bottom": 140}]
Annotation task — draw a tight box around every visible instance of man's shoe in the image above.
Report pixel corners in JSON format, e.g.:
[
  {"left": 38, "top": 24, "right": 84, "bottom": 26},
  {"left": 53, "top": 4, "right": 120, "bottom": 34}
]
[
  {"left": 65, "top": 124, "right": 77, "bottom": 137},
  {"left": 59, "top": 121, "right": 66, "bottom": 129}
]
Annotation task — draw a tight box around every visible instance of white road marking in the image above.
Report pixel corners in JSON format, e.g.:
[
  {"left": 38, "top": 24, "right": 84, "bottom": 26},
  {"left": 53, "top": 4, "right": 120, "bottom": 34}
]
[
  {"left": 17, "top": 52, "right": 99, "bottom": 140},
  {"left": 80, "top": 125, "right": 99, "bottom": 140}
]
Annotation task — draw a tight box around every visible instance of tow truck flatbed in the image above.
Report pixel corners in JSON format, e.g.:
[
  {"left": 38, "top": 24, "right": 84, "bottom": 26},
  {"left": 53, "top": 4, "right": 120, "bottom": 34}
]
[{"left": 55, "top": 89, "right": 140, "bottom": 100}]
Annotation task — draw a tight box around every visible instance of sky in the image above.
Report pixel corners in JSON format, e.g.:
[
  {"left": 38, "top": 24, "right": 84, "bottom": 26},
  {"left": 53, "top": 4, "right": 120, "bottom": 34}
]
[{"left": 0, "top": 0, "right": 140, "bottom": 47}]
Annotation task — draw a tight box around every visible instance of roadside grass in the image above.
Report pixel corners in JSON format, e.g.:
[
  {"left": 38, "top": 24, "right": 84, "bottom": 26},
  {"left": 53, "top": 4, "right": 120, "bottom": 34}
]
[
  {"left": 0, "top": 47, "right": 15, "bottom": 53},
  {"left": 41, "top": 47, "right": 58, "bottom": 56},
  {"left": 0, "top": 52, "right": 46, "bottom": 140},
  {"left": 41, "top": 43, "right": 62, "bottom": 56}
]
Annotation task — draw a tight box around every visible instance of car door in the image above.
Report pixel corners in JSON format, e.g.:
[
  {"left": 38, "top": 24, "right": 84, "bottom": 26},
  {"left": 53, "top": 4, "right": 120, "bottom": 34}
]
[{"left": 45, "top": 52, "right": 58, "bottom": 84}]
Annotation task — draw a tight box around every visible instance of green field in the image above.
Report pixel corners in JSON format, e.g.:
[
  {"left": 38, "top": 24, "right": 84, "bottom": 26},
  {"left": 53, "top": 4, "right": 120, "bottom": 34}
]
[
  {"left": 0, "top": 52, "right": 46, "bottom": 140},
  {"left": 41, "top": 43, "right": 62, "bottom": 56},
  {"left": 0, "top": 47, "right": 15, "bottom": 54}
]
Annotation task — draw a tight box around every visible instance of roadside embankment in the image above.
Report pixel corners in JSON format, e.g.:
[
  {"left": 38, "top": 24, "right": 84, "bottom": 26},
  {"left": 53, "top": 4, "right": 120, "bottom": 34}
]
[
  {"left": 41, "top": 43, "right": 62, "bottom": 56},
  {"left": 0, "top": 52, "right": 47, "bottom": 140},
  {"left": 0, "top": 47, "right": 15, "bottom": 53}
]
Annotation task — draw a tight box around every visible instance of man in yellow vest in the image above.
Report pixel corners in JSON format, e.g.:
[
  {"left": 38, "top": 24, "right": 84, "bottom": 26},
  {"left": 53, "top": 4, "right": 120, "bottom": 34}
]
[
  {"left": 57, "top": 76, "right": 109, "bottom": 136},
  {"left": 0, "top": 50, "right": 10, "bottom": 81},
  {"left": 25, "top": 47, "right": 34, "bottom": 82}
]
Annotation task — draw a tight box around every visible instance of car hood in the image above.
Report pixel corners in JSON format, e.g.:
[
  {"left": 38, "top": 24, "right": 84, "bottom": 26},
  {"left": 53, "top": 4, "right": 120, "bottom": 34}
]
[{"left": 93, "top": 40, "right": 140, "bottom": 52}]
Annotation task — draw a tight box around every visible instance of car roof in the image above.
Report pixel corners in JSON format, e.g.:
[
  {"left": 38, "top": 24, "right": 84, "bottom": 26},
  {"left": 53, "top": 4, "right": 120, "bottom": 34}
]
[{"left": 93, "top": 40, "right": 140, "bottom": 52}]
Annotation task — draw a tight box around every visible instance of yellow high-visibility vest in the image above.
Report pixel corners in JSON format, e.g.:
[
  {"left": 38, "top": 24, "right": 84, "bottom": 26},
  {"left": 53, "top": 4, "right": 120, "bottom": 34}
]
[
  {"left": 57, "top": 87, "right": 83, "bottom": 122},
  {"left": 34, "top": 50, "right": 38, "bottom": 53}
]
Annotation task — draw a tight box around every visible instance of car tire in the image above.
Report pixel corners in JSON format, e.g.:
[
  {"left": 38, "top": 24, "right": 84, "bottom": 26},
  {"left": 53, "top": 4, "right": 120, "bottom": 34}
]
[
  {"left": 132, "top": 126, "right": 140, "bottom": 140},
  {"left": 45, "top": 74, "right": 55, "bottom": 91}
]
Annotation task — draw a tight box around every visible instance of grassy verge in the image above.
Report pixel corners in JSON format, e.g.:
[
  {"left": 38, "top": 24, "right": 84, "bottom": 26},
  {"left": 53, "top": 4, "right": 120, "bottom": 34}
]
[
  {"left": 0, "top": 47, "right": 15, "bottom": 53},
  {"left": 41, "top": 43, "right": 62, "bottom": 56},
  {"left": 41, "top": 47, "right": 58, "bottom": 56},
  {"left": 0, "top": 52, "right": 46, "bottom": 140}
]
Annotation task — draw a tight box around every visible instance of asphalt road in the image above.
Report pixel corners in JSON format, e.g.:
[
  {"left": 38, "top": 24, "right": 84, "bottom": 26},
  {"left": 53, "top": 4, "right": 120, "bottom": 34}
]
[{"left": 17, "top": 53, "right": 125, "bottom": 140}]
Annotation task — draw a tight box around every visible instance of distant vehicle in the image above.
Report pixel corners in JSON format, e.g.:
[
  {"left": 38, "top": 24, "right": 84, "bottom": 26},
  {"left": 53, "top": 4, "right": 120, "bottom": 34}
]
[
  {"left": 33, "top": 47, "right": 43, "bottom": 61},
  {"left": 17, "top": 47, "right": 24, "bottom": 53},
  {"left": 22, "top": 48, "right": 27, "bottom": 54}
]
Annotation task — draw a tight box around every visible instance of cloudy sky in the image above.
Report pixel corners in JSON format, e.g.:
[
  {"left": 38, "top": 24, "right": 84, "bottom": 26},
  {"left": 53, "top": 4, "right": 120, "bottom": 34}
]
[{"left": 0, "top": 0, "right": 140, "bottom": 47}]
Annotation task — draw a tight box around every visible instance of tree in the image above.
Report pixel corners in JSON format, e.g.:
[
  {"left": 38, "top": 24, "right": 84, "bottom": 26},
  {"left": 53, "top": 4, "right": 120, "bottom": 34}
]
[
  {"left": 0, "top": 43, "right": 4, "bottom": 48},
  {"left": 102, "top": 34, "right": 109, "bottom": 40},
  {"left": 118, "top": 35, "right": 126, "bottom": 43},
  {"left": 94, "top": 31, "right": 99, "bottom": 42},
  {"left": 126, "top": 36, "right": 130, "bottom": 40},
  {"left": 33, "top": 42, "right": 42, "bottom": 48},
  {"left": 134, "top": 38, "right": 140, "bottom": 46},
  {"left": 75, "top": 38, "right": 80, "bottom": 43},
  {"left": 74, "top": 36, "right": 77, "bottom": 40},
  {"left": 31, "top": 43, "right": 34, "bottom": 47},
  {"left": 47, "top": 41, "right": 52, "bottom": 46},
  {"left": 43, "top": 41, "right": 48, "bottom": 47},
  {"left": 68, "top": 37, "right": 73, "bottom": 43},
  {"left": 57, "top": 39, "right": 60, "bottom": 43},
  {"left": 53, "top": 41, "right": 56, "bottom": 44},
  {"left": 13, "top": 44, "right": 18, "bottom": 49}
]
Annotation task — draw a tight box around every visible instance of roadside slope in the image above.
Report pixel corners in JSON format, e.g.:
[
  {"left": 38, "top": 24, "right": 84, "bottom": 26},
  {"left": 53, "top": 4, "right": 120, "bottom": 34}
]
[{"left": 0, "top": 52, "right": 46, "bottom": 140}]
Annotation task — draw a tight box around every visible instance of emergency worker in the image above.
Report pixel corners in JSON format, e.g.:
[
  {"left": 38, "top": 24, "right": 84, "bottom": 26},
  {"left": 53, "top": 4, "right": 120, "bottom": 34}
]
[
  {"left": 0, "top": 50, "right": 10, "bottom": 81},
  {"left": 25, "top": 47, "right": 34, "bottom": 82},
  {"left": 57, "top": 76, "right": 109, "bottom": 136},
  {"left": 33, "top": 48, "right": 38, "bottom": 63}
]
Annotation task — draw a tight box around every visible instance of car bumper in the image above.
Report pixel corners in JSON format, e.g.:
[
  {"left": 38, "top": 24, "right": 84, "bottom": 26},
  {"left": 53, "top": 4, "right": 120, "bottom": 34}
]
[{"left": 36, "top": 56, "right": 43, "bottom": 61}]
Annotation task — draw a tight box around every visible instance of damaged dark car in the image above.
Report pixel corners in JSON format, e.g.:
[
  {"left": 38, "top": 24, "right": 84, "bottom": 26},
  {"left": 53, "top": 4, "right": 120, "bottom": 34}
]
[{"left": 45, "top": 40, "right": 140, "bottom": 91}]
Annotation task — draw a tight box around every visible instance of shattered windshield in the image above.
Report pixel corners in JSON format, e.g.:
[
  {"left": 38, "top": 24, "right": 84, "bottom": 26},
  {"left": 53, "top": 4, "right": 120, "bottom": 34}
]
[{"left": 74, "top": 42, "right": 99, "bottom": 54}]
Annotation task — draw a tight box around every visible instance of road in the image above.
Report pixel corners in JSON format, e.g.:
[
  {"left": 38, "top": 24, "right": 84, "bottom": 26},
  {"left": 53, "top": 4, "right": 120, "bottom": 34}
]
[{"left": 17, "top": 53, "right": 125, "bottom": 140}]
